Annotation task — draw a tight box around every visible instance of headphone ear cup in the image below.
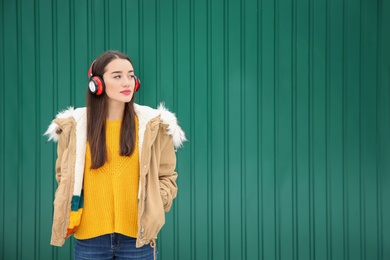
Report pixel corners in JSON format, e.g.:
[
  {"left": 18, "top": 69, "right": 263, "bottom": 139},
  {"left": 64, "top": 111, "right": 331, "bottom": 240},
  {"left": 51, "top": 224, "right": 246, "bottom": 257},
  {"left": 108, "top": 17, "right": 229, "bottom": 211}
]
[
  {"left": 134, "top": 76, "right": 141, "bottom": 92},
  {"left": 89, "top": 76, "right": 105, "bottom": 95}
]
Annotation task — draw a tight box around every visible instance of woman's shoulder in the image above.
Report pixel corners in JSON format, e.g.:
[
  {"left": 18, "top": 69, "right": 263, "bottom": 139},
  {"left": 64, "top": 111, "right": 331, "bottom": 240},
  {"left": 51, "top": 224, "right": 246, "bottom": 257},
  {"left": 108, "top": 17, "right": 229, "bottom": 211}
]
[
  {"left": 43, "top": 107, "right": 87, "bottom": 141},
  {"left": 135, "top": 103, "right": 187, "bottom": 149}
]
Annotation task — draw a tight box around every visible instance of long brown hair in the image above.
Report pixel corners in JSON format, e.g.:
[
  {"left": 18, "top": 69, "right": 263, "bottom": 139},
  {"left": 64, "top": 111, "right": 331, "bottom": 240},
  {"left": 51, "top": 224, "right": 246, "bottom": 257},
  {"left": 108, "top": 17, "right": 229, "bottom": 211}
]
[{"left": 86, "top": 50, "right": 137, "bottom": 169}]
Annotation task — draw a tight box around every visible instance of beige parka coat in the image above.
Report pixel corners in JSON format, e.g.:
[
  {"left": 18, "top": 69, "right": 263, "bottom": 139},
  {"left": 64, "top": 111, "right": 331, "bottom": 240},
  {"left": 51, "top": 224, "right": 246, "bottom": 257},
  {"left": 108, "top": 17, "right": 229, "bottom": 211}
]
[{"left": 44, "top": 103, "right": 186, "bottom": 248}]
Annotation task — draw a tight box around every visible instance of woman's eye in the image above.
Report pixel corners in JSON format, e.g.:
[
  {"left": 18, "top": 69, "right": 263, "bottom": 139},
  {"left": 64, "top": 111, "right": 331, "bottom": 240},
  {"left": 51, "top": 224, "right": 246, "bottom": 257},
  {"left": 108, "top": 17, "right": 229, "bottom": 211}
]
[{"left": 114, "top": 75, "right": 121, "bottom": 79}]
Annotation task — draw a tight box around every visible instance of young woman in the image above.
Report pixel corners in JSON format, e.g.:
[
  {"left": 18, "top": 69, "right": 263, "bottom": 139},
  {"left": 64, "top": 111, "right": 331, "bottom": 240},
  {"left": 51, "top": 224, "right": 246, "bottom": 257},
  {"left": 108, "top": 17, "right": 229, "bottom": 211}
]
[{"left": 45, "top": 50, "right": 186, "bottom": 259}]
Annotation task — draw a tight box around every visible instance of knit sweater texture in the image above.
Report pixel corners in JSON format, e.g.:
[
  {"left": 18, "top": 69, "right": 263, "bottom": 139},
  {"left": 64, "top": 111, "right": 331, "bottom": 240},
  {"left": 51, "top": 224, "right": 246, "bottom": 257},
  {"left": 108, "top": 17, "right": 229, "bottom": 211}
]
[{"left": 74, "top": 118, "right": 139, "bottom": 239}]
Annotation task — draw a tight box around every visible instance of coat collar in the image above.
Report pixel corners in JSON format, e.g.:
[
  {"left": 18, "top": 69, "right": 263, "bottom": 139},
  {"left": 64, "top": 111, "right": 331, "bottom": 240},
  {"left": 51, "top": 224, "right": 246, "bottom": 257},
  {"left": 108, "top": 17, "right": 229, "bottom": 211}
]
[{"left": 44, "top": 103, "right": 186, "bottom": 149}]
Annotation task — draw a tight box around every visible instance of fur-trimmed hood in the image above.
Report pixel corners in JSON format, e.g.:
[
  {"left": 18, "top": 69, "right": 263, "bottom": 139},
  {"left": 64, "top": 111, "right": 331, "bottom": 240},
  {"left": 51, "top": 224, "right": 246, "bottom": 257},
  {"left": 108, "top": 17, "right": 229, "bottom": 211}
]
[{"left": 44, "top": 103, "right": 187, "bottom": 150}]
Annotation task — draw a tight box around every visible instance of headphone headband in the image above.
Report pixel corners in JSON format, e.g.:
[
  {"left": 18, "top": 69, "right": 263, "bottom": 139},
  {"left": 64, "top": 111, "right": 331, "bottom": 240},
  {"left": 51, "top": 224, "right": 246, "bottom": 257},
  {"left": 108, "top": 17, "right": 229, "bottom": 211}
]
[{"left": 88, "top": 60, "right": 96, "bottom": 78}]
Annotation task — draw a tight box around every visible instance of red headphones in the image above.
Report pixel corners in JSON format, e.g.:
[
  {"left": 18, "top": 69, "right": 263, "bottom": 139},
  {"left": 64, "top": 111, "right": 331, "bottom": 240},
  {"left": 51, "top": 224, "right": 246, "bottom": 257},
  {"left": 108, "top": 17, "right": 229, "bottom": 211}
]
[{"left": 88, "top": 60, "right": 141, "bottom": 95}]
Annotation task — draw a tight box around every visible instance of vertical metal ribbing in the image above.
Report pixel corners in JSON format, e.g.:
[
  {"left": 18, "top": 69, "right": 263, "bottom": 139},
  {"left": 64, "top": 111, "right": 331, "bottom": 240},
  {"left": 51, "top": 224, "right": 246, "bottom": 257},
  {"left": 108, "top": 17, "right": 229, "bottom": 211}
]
[
  {"left": 258, "top": 0, "right": 263, "bottom": 258},
  {"left": 104, "top": 0, "right": 108, "bottom": 49},
  {"left": 359, "top": 0, "right": 365, "bottom": 258},
  {"left": 342, "top": 0, "right": 348, "bottom": 258},
  {"left": 376, "top": 0, "right": 383, "bottom": 258},
  {"left": 138, "top": 0, "right": 144, "bottom": 104},
  {"left": 155, "top": 0, "right": 160, "bottom": 104},
  {"left": 292, "top": 0, "right": 298, "bottom": 258},
  {"left": 240, "top": 0, "right": 246, "bottom": 259},
  {"left": 0, "top": 0, "right": 3, "bottom": 252},
  {"left": 325, "top": 0, "right": 331, "bottom": 258},
  {"left": 189, "top": 0, "right": 195, "bottom": 258},
  {"left": 206, "top": 0, "right": 212, "bottom": 259},
  {"left": 34, "top": 0, "right": 41, "bottom": 258},
  {"left": 223, "top": 0, "right": 229, "bottom": 258},
  {"left": 16, "top": 0, "right": 22, "bottom": 258},
  {"left": 121, "top": 0, "right": 125, "bottom": 52},
  {"left": 0, "top": 1, "right": 389, "bottom": 259},
  {"left": 308, "top": 0, "right": 315, "bottom": 258},
  {"left": 274, "top": 0, "right": 280, "bottom": 258},
  {"left": 71, "top": 0, "right": 75, "bottom": 105}
]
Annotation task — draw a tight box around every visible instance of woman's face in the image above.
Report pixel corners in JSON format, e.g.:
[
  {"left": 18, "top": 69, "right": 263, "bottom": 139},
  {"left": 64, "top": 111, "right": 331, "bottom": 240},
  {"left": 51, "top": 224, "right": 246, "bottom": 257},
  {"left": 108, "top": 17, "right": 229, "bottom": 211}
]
[{"left": 103, "top": 58, "right": 136, "bottom": 105}]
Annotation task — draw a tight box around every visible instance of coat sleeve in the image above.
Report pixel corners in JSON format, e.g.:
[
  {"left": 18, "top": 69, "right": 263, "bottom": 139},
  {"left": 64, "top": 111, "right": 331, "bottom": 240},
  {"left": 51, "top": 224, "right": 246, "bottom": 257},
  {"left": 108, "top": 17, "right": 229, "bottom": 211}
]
[
  {"left": 53, "top": 119, "right": 72, "bottom": 184},
  {"left": 158, "top": 130, "right": 178, "bottom": 212}
]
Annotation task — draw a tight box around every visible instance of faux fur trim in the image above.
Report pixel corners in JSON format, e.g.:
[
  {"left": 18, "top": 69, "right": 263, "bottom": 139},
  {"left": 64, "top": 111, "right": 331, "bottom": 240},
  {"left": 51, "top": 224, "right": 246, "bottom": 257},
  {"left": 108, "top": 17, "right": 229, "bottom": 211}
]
[
  {"left": 134, "top": 103, "right": 187, "bottom": 151},
  {"left": 43, "top": 107, "right": 87, "bottom": 142},
  {"left": 157, "top": 103, "right": 187, "bottom": 149},
  {"left": 45, "top": 104, "right": 186, "bottom": 148},
  {"left": 44, "top": 122, "right": 61, "bottom": 142},
  {"left": 73, "top": 108, "right": 87, "bottom": 196},
  {"left": 43, "top": 107, "right": 76, "bottom": 142},
  {"left": 134, "top": 104, "right": 159, "bottom": 156}
]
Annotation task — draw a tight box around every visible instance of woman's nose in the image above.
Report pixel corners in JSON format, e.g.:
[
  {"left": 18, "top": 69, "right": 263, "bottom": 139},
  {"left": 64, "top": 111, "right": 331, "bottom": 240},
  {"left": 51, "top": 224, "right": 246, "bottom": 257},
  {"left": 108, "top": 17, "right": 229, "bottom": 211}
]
[{"left": 122, "top": 77, "right": 132, "bottom": 87}]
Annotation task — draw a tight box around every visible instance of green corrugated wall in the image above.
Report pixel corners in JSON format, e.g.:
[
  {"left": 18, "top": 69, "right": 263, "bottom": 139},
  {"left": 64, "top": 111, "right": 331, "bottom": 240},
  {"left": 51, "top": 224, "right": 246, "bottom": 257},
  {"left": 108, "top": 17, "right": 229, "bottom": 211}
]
[{"left": 1, "top": 0, "right": 390, "bottom": 259}]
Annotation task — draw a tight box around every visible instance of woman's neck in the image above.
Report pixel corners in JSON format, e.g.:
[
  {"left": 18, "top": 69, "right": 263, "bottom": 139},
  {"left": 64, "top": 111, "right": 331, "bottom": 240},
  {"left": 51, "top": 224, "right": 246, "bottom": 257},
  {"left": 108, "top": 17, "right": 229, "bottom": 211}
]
[{"left": 107, "top": 101, "right": 125, "bottom": 120}]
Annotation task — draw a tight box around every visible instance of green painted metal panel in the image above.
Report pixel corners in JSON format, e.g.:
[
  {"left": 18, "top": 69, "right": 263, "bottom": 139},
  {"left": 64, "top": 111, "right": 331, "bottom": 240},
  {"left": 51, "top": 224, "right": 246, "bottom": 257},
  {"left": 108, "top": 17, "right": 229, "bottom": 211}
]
[{"left": 1, "top": 0, "right": 390, "bottom": 259}]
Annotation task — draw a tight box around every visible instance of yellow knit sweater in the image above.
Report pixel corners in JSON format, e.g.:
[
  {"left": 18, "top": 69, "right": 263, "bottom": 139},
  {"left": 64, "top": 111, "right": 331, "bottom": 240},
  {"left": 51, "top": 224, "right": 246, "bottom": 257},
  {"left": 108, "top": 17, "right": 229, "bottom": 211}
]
[{"left": 74, "top": 118, "right": 139, "bottom": 239}]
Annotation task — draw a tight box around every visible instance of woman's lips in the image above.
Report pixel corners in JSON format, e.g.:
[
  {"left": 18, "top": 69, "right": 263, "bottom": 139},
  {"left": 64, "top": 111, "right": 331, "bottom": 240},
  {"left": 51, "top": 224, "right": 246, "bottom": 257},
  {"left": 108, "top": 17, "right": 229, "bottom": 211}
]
[{"left": 121, "top": 90, "right": 132, "bottom": 95}]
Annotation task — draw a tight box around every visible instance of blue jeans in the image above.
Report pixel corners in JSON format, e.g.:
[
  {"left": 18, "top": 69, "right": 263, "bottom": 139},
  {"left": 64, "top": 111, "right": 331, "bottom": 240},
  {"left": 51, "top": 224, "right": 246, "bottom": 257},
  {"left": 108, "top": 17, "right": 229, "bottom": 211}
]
[{"left": 74, "top": 233, "right": 157, "bottom": 260}]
